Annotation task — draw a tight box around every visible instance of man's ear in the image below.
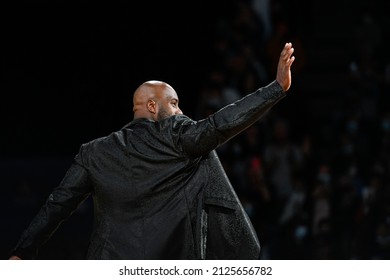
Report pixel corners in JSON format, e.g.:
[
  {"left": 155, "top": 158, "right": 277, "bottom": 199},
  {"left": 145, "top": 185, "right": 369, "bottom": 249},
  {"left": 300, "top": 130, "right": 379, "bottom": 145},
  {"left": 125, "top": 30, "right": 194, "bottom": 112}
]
[{"left": 147, "top": 99, "right": 156, "bottom": 114}]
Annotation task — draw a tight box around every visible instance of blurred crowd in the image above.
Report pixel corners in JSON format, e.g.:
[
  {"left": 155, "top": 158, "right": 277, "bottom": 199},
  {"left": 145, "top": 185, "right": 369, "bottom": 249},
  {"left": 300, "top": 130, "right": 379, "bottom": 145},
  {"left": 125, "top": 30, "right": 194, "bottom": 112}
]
[{"left": 195, "top": 0, "right": 390, "bottom": 259}]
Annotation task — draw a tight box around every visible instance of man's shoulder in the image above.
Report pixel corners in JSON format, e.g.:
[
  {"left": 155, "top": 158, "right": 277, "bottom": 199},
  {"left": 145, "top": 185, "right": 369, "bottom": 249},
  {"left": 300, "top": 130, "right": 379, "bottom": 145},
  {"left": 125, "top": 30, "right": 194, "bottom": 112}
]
[
  {"left": 155, "top": 114, "right": 195, "bottom": 130},
  {"left": 78, "top": 130, "right": 122, "bottom": 151},
  {"left": 74, "top": 131, "right": 125, "bottom": 163}
]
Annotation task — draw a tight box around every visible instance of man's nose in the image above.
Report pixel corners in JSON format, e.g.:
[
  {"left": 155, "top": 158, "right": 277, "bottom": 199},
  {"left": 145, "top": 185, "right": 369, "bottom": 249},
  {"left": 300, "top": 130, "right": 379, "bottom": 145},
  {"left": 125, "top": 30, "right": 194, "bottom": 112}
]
[{"left": 176, "top": 108, "right": 183, "bottom": 115}]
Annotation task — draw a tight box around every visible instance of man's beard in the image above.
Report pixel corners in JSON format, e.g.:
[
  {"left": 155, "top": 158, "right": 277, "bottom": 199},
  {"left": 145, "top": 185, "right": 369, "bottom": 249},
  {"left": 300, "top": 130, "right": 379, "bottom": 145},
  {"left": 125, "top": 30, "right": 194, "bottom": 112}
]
[{"left": 157, "top": 108, "right": 172, "bottom": 121}]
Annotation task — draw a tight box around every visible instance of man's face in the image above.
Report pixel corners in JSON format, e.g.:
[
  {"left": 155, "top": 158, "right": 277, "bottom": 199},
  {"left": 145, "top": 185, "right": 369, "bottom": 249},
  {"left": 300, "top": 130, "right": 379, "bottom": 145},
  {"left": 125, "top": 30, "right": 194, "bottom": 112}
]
[{"left": 156, "top": 89, "right": 183, "bottom": 121}]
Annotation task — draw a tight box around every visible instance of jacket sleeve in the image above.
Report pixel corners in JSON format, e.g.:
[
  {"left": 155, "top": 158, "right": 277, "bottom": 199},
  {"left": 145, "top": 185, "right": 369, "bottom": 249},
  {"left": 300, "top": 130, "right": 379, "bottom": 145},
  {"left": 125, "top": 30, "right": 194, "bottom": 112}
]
[
  {"left": 10, "top": 152, "right": 92, "bottom": 259},
  {"left": 178, "top": 80, "right": 286, "bottom": 157}
]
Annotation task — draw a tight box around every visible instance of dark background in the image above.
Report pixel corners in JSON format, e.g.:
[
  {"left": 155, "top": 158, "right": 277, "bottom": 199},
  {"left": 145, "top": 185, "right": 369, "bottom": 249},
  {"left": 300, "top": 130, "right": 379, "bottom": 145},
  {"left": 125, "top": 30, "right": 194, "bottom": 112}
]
[
  {"left": 1, "top": 0, "right": 390, "bottom": 259},
  {"left": 1, "top": 1, "right": 215, "bottom": 156}
]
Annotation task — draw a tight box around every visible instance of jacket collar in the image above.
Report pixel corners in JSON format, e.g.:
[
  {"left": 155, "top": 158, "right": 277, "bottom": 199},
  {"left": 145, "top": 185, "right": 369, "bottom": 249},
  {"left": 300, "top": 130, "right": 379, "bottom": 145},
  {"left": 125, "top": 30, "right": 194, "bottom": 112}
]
[{"left": 122, "top": 118, "right": 154, "bottom": 129}]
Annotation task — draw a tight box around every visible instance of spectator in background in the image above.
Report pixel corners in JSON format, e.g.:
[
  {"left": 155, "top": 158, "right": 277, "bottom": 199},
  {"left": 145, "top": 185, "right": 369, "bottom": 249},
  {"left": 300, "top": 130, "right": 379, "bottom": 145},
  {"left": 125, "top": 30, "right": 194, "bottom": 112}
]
[{"left": 263, "top": 119, "right": 304, "bottom": 216}]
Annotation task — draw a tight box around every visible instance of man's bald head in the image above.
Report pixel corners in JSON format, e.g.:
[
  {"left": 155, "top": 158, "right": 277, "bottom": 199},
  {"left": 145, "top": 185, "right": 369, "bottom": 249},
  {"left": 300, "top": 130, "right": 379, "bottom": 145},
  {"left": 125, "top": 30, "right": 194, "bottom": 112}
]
[{"left": 133, "top": 80, "right": 182, "bottom": 121}]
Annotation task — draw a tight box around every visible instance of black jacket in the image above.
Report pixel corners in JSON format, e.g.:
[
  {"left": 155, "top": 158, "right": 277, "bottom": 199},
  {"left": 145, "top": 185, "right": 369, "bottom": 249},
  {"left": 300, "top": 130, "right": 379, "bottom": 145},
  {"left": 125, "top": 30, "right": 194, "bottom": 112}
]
[{"left": 11, "top": 81, "right": 286, "bottom": 259}]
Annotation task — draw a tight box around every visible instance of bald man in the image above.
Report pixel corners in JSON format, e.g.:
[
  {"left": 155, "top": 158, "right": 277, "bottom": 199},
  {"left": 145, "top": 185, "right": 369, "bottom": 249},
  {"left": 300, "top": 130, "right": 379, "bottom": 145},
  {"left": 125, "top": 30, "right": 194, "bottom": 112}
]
[
  {"left": 10, "top": 43, "right": 295, "bottom": 260},
  {"left": 133, "top": 80, "right": 183, "bottom": 121}
]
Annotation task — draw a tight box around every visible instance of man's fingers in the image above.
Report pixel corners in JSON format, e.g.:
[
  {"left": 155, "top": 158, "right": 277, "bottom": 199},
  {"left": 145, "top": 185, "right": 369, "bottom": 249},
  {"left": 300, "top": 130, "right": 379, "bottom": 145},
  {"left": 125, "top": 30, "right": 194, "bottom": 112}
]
[
  {"left": 286, "top": 48, "right": 294, "bottom": 62},
  {"left": 287, "top": 55, "right": 295, "bottom": 67},
  {"left": 276, "top": 42, "right": 294, "bottom": 92},
  {"left": 281, "top": 46, "right": 294, "bottom": 61},
  {"left": 280, "top": 43, "right": 294, "bottom": 68}
]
